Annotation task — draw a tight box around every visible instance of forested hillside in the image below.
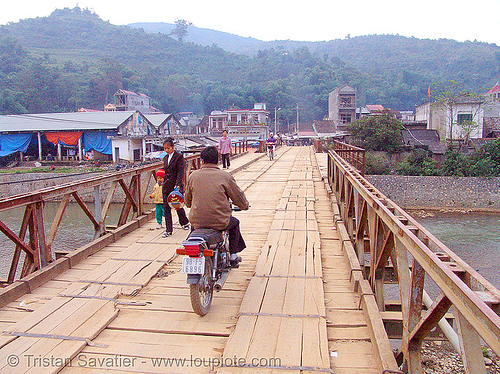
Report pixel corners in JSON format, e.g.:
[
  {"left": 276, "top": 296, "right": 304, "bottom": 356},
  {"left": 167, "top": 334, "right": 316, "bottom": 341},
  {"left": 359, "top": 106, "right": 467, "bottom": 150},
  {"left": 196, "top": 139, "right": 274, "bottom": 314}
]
[{"left": 1, "top": 7, "right": 499, "bottom": 124}]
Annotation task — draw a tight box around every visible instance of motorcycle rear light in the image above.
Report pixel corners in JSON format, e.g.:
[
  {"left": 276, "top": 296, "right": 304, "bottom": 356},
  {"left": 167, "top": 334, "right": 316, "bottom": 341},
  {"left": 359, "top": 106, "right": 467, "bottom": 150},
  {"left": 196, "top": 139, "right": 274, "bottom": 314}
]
[
  {"left": 203, "top": 249, "right": 214, "bottom": 257},
  {"left": 183, "top": 244, "right": 201, "bottom": 256},
  {"left": 176, "top": 248, "right": 185, "bottom": 255}
]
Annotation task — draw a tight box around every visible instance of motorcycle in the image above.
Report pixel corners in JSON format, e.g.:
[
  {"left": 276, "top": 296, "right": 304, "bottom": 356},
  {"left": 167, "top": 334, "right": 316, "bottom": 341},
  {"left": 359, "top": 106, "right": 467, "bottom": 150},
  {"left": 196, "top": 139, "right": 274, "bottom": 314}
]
[
  {"left": 177, "top": 228, "right": 234, "bottom": 316},
  {"left": 266, "top": 143, "right": 275, "bottom": 160}
]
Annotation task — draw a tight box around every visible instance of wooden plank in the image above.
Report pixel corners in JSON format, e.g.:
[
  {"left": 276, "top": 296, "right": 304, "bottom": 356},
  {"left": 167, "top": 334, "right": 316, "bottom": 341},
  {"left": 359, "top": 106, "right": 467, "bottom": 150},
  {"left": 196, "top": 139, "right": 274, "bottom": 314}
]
[
  {"left": 0, "top": 296, "right": 117, "bottom": 373},
  {"left": 23, "top": 301, "right": 118, "bottom": 374},
  {"left": 108, "top": 309, "right": 233, "bottom": 336}
]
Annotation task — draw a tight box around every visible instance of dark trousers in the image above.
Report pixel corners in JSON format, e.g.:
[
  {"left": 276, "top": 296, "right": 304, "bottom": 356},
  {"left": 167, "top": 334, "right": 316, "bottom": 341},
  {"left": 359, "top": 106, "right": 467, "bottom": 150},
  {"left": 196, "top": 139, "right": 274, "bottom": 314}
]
[
  {"left": 221, "top": 153, "right": 230, "bottom": 168},
  {"left": 226, "top": 216, "right": 245, "bottom": 254},
  {"left": 163, "top": 200, "right": 189, "bottom": 233}
]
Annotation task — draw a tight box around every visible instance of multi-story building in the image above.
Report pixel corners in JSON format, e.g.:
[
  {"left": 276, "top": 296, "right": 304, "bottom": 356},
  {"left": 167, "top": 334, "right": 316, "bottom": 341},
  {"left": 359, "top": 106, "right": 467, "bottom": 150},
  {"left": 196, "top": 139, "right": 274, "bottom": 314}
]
[
  {"left": 328, "top": 85, "right": 357, "bottom": 129},
  {"left": 208, "top": 103, "right": 269, "bottom": 139},
  {"left": 483, "top": 82, "right": 500, "bottom": 137},
  {"left": 105, "top": 90, "right": 159, "bottom": 114}
]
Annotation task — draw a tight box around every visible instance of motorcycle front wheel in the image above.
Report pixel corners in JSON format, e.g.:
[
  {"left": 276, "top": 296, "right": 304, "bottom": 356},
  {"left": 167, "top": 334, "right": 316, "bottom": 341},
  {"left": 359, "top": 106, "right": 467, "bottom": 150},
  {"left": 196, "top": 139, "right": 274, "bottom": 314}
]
[{"left": 190, "top": 257, "right": 214, "bottom": 316}]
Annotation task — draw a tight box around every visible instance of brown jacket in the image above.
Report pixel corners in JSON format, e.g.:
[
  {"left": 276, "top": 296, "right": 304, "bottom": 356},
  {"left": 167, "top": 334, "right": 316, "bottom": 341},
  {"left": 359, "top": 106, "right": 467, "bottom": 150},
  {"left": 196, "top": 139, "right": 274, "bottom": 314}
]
[{"left": 185, "top": 164, "right": 249, "bottom": 230}]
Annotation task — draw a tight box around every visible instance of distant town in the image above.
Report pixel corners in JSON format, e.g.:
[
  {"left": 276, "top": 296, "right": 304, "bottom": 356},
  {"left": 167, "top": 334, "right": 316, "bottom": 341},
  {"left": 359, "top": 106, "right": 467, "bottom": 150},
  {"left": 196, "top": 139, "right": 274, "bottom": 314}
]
[{"left": 0, "top": 82, "right": 499, "bottom": 166}]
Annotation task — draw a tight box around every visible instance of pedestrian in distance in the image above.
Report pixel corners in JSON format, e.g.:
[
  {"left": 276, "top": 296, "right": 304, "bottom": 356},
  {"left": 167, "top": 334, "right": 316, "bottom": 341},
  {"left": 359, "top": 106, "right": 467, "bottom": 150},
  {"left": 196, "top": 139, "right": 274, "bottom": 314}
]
[
  {"left": 149, "top": 169, "right": 165, "bottom": 230},
  {"left": 162, "top": 137, "right": 190, "bottom": 237},
  {"left": 219, "top": 129, "right": 232, "bottom": 169}
]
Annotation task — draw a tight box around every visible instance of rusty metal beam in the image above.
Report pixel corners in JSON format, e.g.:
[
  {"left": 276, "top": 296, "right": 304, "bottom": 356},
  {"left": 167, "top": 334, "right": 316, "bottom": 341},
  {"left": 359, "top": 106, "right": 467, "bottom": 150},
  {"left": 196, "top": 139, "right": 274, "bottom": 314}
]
[
  {"left": 327, "top": 148, "right": 500, "bottom": 358},
  {"left": 0, "top": 154, "right": 205, "bottom": 283},
  {"left": 0, "top": 162, "right": 163, "bottom": 212},
  {"left": 46, "top": 194, "right": 71, "bottom": 249},
  {"left": 7, "top": 205, "right": 34, "bottom": 283},
  {"left": 409, "top": 293, "right": 452, "bottom": 345},
  {"left": 72, "top": 192, "right": 99, "bottom": 230}
]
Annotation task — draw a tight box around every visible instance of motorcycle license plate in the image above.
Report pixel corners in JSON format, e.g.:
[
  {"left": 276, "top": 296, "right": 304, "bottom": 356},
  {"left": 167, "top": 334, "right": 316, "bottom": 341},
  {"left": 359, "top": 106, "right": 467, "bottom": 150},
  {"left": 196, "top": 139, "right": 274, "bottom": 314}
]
[{"left": 182, "top": 256, "right": 205, "bottom": 274}]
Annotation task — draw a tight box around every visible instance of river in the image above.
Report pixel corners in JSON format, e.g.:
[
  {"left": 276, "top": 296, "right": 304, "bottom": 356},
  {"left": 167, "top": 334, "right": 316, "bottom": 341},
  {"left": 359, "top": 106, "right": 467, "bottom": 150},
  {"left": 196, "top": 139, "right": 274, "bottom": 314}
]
[
  {"left": 413, "top": 210, "right": 500, "bottom": 290},
  {"left": 0, "top": 202, "right": 124, "bottom": 279},
  {"left": 1, "top": 205, "right": 499, "bottom": 292}
]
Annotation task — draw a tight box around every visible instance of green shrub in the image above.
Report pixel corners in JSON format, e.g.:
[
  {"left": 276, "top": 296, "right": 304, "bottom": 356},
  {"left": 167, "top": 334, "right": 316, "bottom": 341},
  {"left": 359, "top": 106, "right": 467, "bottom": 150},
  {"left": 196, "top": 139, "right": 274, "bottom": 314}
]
[
  {"left": 395, "top": 149, "right": 440, "bottom": 176},
  {"left": 365, "top": 152, "right": 392, "bottom": 175}
]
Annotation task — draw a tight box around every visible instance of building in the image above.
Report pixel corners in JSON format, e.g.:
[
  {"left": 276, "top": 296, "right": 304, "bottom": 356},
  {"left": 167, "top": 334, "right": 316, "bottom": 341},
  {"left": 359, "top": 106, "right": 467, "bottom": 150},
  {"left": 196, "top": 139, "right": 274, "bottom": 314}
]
[
  {"left": 402, "top": 127, "right": 446, "bottom": 160},
  {"left": 328, "top": 85, "right": 357, "bottom": 129},
  {"left": 208, "top": 111, "right": 229, "bottom": 133},
  {"left": 415, "top": 94, "right": 485, "bottom": 141},
  {"left": 208, "top": 103, "right": 269, "bottom": 139},
  {"left": 196, "top": 116, "right": 210, "bottom": 134},
  {"left": 227, "top": 103, "right": 269, "bottom": 125},
  {"left": 178, "top": 112, "right": 201, "bottom": 134},
  {"left": 147, "top": 114, "right": 183, "bottom": 137},
  {"left": 484, "top": 82, "right": 500, "bottom": 102},
  {"left": 0, "top": 111, "right": 158, "bottom": 163},
  {"left": 483, "top": 82, "right": 500, "bottom": 138},
  {"left": 106, "top": 90, "right": 160, "bottom": 114},
  {"left": 365, "top": 104, "right": 385, "bottom": 114}
]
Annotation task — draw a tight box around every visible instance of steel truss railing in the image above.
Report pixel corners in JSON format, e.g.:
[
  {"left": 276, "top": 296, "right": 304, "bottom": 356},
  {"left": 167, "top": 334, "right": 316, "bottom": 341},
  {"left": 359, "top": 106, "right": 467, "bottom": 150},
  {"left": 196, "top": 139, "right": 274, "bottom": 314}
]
[
  {"left": 325, "top": 146, "right": 500, "bottom": 373},
  {"left": 0, "top": 144, "right": 247, "bottom": 284}
]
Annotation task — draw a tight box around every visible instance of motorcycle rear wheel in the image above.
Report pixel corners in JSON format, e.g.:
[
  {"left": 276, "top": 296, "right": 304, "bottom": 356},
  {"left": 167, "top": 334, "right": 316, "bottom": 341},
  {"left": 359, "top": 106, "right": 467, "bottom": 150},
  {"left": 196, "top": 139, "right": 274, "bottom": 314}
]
[{"left": 190, "top": 257, "right": 214, "bottom": 316}]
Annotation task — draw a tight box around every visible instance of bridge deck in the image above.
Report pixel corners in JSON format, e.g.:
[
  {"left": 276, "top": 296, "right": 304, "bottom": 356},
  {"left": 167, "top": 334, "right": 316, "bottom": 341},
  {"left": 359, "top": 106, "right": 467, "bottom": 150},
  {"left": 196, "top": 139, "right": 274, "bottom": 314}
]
[{"left": 0, "top": 147, "right": 386, "bottom": 373}]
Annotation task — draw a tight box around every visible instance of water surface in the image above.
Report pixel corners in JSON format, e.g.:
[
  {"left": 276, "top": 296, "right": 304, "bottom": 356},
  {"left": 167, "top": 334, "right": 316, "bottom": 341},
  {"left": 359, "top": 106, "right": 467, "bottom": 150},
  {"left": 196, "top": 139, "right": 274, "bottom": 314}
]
[{"left": 414, "top": 211, "right": 500, "bottom": 290}]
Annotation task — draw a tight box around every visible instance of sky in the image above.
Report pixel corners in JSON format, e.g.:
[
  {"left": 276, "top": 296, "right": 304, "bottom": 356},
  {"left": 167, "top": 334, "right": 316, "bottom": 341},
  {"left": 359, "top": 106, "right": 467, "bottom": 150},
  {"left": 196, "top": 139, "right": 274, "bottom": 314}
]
[{"left": 1, "top": 0, "right": 499, "bottom": 45}]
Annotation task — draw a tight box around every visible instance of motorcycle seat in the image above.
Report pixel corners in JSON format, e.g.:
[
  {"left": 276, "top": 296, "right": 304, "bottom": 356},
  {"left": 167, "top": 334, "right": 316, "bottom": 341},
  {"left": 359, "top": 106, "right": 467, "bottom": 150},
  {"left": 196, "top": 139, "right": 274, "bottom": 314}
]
[{"left": 186, "top": 228, "right": 223, "bottom": 248}]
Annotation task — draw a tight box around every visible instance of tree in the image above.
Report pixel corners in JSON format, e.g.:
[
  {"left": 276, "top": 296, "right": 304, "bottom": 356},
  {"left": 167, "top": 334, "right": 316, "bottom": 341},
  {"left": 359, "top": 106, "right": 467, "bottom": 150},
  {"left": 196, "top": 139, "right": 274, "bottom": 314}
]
[
  {"left": 440, "top": 148, "right": 469, "bottom": 176},
  {"left": 395, "top": 149, "right": 440, "bottom": 176},
  {"left": 432, "top": 81, "right": 484, "bottom": 143},
  {"left": 348, "top": 110, "right": 404, "bottom": 153},
  {"left": 170, "top": 19, "right": 192, "bottom": 42}
]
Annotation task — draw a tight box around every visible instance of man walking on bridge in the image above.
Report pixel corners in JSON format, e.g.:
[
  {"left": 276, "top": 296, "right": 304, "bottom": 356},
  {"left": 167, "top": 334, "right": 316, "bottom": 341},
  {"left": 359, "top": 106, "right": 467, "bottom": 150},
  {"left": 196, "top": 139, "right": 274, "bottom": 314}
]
[{"left": 185, "top": 146, "right": 249, "bottom": 266}]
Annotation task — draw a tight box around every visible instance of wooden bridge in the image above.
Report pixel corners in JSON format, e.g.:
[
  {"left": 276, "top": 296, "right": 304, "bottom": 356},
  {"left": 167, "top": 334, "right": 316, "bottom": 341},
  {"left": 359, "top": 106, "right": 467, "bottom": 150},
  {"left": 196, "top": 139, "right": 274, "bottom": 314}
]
[{"left": 0, "top": 145, "right": 499, "bottom": 373}]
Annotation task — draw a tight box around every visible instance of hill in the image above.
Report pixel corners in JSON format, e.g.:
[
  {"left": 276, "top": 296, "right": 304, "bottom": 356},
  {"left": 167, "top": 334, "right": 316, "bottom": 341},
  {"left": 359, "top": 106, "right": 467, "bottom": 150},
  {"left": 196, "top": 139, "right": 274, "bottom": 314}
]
[
  {"left": 0, "top": 7, "right": 499, "bottom": 125},
  {"left": 128, "top": 22, "right": 270, "bottom": 55},
  {"left": 131, "top": 21, "right": 500, "bottom": 96}
]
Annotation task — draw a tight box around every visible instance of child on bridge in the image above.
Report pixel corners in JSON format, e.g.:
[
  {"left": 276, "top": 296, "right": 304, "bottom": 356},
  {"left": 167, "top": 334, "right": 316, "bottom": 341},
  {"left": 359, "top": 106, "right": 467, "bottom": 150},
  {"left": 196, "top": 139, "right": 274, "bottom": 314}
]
[{"left": 149, "top": 169, "right": 165, "bottom": 230}]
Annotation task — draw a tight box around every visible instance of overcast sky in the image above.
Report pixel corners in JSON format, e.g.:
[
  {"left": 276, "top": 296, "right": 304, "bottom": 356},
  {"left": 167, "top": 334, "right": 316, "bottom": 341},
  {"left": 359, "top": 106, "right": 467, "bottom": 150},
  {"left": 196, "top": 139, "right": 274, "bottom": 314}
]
[{"left": 1, "top": 0, "right": 499, "bottom": 45}]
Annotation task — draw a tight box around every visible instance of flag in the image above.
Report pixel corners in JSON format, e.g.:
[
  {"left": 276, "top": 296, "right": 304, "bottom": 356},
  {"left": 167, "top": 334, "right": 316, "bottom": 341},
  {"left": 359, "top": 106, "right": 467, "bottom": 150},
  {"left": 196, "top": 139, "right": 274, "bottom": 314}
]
[{"left": 428, "top": 85, "right": 431, "bottom": 100}]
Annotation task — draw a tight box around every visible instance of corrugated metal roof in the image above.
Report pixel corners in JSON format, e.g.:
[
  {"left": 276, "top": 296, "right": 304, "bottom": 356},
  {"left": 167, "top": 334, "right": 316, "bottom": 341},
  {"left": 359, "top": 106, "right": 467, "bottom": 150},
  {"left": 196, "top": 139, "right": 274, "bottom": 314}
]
[
  {"left": 0, "top": 111, "right": 136, "bottom": 132},
  {"left": 146, "top": 114, "right": 172, "bottom": 126}
]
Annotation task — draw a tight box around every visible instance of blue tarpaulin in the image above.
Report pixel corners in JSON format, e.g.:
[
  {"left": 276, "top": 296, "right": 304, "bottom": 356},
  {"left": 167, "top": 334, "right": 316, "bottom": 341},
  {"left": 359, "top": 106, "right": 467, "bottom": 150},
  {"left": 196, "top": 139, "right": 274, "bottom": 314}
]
[
  {"left": 83, "top": 131, "right": 116, "bottom": 155},
  {"left": 0, "top": 133, "right": 32, "bottom": 157}
]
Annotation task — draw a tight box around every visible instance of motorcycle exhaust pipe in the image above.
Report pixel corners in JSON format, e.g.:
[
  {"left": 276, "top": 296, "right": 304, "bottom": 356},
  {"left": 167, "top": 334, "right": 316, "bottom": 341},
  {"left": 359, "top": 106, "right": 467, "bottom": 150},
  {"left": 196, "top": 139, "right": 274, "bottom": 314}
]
[{"left": 214, "top": 271, "right": 230, "bottom": 291}]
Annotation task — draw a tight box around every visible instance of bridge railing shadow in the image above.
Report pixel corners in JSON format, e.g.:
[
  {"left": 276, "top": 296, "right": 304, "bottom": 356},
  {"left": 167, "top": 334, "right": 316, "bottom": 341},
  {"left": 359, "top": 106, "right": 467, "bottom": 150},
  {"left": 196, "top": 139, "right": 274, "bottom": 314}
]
[{"left": 324, "top": 142, "right": 500, "bottom": 373}]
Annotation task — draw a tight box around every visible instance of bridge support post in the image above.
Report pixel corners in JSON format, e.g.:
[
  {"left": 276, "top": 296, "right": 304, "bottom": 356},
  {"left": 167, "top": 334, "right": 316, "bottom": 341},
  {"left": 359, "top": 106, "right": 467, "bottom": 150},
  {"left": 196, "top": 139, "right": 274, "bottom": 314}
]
[
  {"left": 94, "top": 186, "right": 103, "bottom": 239},
  {"left": 33, "top": 201, "right": 50, "bottom": 267},
  {"left": 456, "top": 310, "right": 488, "bottom": 374}
]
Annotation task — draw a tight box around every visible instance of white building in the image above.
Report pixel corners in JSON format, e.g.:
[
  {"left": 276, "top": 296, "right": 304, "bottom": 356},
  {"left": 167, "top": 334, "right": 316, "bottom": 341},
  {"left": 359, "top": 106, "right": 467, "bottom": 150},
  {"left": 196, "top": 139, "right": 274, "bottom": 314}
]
[
  {"left": 208, "top": 103, "right": 269, "bottom": 138},
  {"left": 107, "top": 90, "right": 160, "bottom": 114},
  {"left": 415, "top": 95, "right": 484, "bottom": 140}
]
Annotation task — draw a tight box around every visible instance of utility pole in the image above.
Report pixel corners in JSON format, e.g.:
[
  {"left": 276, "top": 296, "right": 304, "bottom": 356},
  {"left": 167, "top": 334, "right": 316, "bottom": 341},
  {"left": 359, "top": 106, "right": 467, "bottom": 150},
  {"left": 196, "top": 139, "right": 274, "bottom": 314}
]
[
  {"left": 295, "top": 104, "right": 300, "bottom": 134},
  {"left": 274, "top": 107, "right": 281, "bottom": 134}
]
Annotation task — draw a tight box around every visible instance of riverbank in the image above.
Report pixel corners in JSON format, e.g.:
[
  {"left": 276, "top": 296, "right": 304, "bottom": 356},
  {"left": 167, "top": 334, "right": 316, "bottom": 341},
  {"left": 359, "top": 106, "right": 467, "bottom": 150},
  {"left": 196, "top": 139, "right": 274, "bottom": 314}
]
[
  {"left": 0, "top": 164, "right": 157, "bottom": 202},
  {"left": 421, "top": 341, "right": 500, "bottom": 373},
  {"left": 367, "top": 175, "right": 500, "bottom": 212}
]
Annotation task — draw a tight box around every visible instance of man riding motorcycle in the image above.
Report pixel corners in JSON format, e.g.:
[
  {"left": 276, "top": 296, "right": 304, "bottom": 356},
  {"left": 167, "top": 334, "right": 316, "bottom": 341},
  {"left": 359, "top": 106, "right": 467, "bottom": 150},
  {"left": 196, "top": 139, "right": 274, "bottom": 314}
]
[
  {"left": 266, "top": 132, "right": 277, "bottom": 159},
  {"left": 184, "top": 146, "right": 249, "bottom": 266}
]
